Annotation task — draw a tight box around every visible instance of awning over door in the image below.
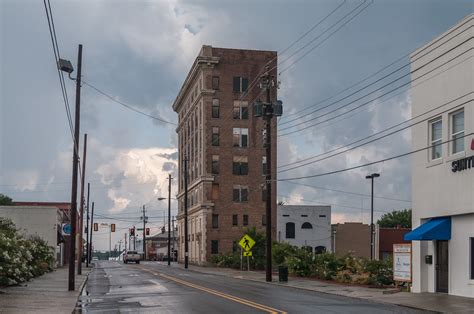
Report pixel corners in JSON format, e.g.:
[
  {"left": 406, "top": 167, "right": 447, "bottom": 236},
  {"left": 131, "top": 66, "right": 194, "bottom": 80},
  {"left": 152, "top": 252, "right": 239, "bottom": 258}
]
[{"left": 404, "top": 217, "right": 451, "bottom": 241}]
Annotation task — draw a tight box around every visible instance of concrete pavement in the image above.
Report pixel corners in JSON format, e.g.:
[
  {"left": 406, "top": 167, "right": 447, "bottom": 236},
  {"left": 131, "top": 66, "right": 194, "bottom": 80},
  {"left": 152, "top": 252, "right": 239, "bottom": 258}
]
[
  {"left": 156, "top": 262, "right": 474, "bottom": 314},
  {"left": 0, "top": 264, "right": 91, "bottom": 314}
]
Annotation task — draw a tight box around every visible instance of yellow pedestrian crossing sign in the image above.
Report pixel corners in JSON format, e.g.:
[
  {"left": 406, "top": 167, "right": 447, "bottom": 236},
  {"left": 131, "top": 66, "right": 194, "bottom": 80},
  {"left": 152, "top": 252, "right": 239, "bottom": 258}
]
[
  {"left": 239, "top": 234, "right": 255, "bottom": 251},
  {"left": 244, "top": 251, "right": 252, "bottom": 257}
]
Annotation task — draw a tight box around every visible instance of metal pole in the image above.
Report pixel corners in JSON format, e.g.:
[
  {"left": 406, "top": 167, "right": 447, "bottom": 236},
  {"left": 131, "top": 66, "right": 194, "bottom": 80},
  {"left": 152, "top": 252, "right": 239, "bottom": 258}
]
[
  {"left": 370, "top": 177, "right": 374, "bottom": 260},
  {"left": 168, "top": 174, "right": 172, "bottom": 266},
  {"left": 124, "top": 233, "right": 127, "bottom": 254},
  {"left": 85, "top": 182, "right": 90, "bottom": 268},
  {"left": 172, "top": 216, "right": 175, "bottom": 261},
  {"left": 143, "top": 206, "right": 146, "bottom": 260},
  {"left": 109, "top": 225, "right": 112, "bottom": 260},
  {"left": 68, "top": 44, "right": 82, "bottom": 291},
  {"left": 184, "top": 155, "right": 189, "bottom": 269},
  {"left": 89, "top": 201, "right": 94, "bottom": 264},
  {"left": 77, "top": 133, "right": 87, "bottom": 275},
  {"left": 264, "top": 68, "right": 273, "bottom": 282}
]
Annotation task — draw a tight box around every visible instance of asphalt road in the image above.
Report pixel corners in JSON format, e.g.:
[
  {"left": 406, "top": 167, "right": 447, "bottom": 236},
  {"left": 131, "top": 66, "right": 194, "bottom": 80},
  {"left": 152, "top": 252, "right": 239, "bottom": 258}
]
[{"left": 78, "top": 261, "right": 426, "bottom": 313}]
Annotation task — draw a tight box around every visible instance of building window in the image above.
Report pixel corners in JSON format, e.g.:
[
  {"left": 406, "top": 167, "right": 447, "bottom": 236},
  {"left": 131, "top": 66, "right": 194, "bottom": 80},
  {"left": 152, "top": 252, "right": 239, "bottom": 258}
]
[
  {"left": 232, "top": 214, "right": 238, "bottom": 226},
  {"left": 286, "top": 222, "right": 295, "bottom": 239},
  {"left": 233, "top": 128, "right": 248, "bottom": 147},
  {"left": 470, "top": 238, "right": 474, "bottom": 280},
  {"left": 232, "top": 241, "right": 238, "bottom": 253},
  {"left": 319, "top": 215, "right": 326, "bottom": 218},
  {"left": 211, "top": 240, "right": 219, "bottom": 254},
  {"left": 212, "top": 155, "right": 219, "bottom": 174},
  {"left": 233, "top": 101, "right": 249, "bottom": 119},
  {"left": 212, "top": 76, "right": 219, "bottom": 90},
  {"left": 212, "top": 127, "right": 220, "bottom": 146},
  {"left": 233, "top": 156, "right": 248, "bottom": 175},
  {"left": 262, "top": 188, "right": 267, "bottom": 202},
  {"left": 243, "top": 214, "right": 249, "bottom": 226},
  {"left": 430, "top": 119, "right": 442, "bottom": 160},
  {"left": 282, "top": 214, "right": 289, "bottom": 217},
  {"left": 212, "top": 183, "right": 219, "bottom": 200},
  {"left": 262, "top": 215, "right": 266, "bottom": 226},
  {"left": 212, "top": 214, "right": 219, "bottom": 229},
  {"left": 212, "top": 99, "right": 220, "bottom": 118},
  {"left": 233, "top": 76, "right": 249, "bottom": 93},
  {"left": 451, "top": 110, "right": 464, "bottom": 154},
  {"left": 301, "top": 214, "right": 308, "bottom": 217},
  {"left": 301, "top": 222, "right": 313, "bottom": 229},
  {"left": 262, "top": 156, "right": 267, "bottom": 175},
  {"left": 233, "top": 185, "right": 248, "bottom": 202}
]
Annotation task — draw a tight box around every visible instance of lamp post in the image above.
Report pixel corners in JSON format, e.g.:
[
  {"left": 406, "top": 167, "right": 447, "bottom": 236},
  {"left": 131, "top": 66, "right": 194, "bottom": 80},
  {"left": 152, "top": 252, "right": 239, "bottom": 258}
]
[
  {"left": 365, "top": 173, "right": 380, "bottom": 260},
  {"left": 158, "top": 174, "right": 173, "bottom": 265}
]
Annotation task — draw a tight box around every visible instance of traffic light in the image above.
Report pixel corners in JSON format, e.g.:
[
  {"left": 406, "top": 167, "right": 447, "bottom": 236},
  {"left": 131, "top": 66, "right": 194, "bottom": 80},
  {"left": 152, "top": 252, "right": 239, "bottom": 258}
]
[
  {"left": 146, "top": 228, "right": 150, "bottom": 236},
  {"left": 111, "top": 224, "right": 116, "bottom": 232},
  {"left": 130, "top": 228, "right": 135, "bottom": 236},
  {"left": 93, "top": 223, "right": 98, "bottom": 231}
]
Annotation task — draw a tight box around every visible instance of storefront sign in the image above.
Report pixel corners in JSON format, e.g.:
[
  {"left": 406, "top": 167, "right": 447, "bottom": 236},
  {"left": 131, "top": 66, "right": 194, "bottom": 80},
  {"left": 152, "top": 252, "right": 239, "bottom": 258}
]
[
  {"left": 393, "top": 243, "right": 412, "bottom": 282},
  {"left": 451, "top": 155, "right": 474, "bottom": 173}
]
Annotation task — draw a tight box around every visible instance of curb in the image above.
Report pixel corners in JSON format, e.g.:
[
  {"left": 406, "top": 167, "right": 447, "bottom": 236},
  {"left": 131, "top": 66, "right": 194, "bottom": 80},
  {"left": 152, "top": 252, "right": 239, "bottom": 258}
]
[{"left": 73, "top": 267, "right": 92, "bottom": 314}]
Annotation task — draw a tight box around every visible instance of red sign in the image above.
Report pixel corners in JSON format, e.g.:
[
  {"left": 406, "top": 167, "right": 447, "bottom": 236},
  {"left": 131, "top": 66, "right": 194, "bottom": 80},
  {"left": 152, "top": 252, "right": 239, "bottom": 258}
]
[{"left": 471, "top": 138, "right": 474, "bottom": 150}]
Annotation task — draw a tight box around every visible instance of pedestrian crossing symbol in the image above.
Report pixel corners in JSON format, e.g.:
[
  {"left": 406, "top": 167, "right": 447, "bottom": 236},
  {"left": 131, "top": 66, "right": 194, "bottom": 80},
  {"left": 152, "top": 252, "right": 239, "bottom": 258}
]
[
  {"left": 239, "top": 234, "right": 255, "bottom": 252},
  {"left": 243, "top": 251, "right": 252, "bottom": 257}
]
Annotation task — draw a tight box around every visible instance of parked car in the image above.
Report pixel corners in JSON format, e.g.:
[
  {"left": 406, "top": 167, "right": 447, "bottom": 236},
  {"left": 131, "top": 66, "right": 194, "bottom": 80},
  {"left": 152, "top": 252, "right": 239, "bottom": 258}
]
[{"left": 123, "top": 250, "right": 141, "bottom": 264}]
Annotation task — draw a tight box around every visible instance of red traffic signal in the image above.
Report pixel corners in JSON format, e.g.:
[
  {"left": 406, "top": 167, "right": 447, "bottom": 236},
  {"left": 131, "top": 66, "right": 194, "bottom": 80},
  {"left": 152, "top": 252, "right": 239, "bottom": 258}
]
[
  {"left": 146, "top": 228, "right": 150, "bottom": 235},
  {"left": 93, "top": 223, "right": 98, "bottom": 231},
  {"left": 111, "top": 224, "right": 116, "bottom": 232}
]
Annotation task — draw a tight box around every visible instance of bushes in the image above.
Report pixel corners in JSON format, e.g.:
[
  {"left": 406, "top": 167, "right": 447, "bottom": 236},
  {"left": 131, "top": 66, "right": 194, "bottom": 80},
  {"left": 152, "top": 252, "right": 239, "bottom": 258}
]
[{"left": 0, "top": 218, "right": 54, "bottom": 286}]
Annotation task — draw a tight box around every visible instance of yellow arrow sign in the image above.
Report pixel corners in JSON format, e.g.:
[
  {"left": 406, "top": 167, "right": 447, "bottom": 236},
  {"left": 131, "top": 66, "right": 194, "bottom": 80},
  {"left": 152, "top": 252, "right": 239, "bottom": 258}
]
[
  {"left": 239, "top": 234, "right": 255, "bottom": 251},
  {"left": 243, "top": 251, "right": 252, "bottom": 257}
]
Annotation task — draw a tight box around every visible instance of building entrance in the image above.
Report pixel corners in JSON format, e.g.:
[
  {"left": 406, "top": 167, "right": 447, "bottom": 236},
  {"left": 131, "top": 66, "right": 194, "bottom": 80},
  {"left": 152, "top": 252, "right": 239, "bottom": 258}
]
[{"left": 436, "top": 240, "right": 449, "bottom": 293}]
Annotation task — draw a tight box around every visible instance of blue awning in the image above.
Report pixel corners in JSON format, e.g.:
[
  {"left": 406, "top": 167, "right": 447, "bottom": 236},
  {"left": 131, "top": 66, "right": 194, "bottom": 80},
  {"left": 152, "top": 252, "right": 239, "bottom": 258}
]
[{"left": 404, "top": 217, "right": 451, "bottom": 241}]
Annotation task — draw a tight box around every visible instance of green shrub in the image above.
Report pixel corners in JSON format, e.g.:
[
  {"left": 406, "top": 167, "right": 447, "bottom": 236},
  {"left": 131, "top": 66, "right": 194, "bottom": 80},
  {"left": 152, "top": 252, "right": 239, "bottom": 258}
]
[
  {"left": 286, "top": 248, "right": 314, "bottom": 277},
  {"left": 312, "top": 252, "right": 344, "bottom": 280},
  {"left": 364, "top": 258, "right": 394, "bottom": 286},
  {"left": 272, "top": 242, "right": 297, "bottom": 266}
]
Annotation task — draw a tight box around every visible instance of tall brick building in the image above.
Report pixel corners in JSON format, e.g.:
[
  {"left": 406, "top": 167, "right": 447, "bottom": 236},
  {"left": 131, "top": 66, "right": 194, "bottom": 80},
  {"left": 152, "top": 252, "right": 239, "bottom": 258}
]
[{"left": 172, "top": 45, "right": 277, "bottom": 265}]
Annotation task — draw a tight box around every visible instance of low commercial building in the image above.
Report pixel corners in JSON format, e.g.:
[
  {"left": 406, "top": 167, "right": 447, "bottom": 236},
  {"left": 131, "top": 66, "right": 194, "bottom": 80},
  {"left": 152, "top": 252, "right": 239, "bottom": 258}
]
[
  {"left": 145, "top": 231, "right": 177, "bottom": 261},
  {"left": 277, "top": 205, "right": 331, "bottom": 253},
  {"left": 0, "top": 205, "right": 65, "bottom": 266},
  {"left": 405, "top": 14, "right": 474, "bottom": 297},
  {"left": 332, "top": 222, "right": 371, "bottom": 258}
]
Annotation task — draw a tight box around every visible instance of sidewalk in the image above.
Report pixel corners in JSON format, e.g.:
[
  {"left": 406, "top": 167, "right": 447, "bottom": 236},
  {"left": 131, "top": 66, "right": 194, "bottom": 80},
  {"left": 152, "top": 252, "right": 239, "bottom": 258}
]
[
  {"left": 0, "top": 264, "right": 91, "bottom": 314},
  {"left": 152, "top": 262, "right": 474, "bottom": 313}
]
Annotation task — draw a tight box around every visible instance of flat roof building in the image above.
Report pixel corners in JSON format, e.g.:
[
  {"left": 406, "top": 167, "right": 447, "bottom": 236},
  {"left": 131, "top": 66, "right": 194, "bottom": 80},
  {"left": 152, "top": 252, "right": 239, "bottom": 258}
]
[
  {"left": 406, "top": 14, "right": 473, "bottom": 297},
  {"left": 172, "top": 45, "right": 278, "bottom": 265}
]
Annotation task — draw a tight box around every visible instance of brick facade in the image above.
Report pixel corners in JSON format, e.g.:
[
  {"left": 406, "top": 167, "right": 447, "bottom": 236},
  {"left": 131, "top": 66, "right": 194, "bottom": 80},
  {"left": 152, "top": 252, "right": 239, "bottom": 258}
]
[{"left": 172, "top": 45, "right": 278, "bottom": 265}]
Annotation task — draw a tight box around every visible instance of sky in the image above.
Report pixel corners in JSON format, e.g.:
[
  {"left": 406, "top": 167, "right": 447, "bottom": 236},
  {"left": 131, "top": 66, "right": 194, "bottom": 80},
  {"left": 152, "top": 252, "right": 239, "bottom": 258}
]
[{"left": 1, "top": 0, "right": 472, "bottom": 251}]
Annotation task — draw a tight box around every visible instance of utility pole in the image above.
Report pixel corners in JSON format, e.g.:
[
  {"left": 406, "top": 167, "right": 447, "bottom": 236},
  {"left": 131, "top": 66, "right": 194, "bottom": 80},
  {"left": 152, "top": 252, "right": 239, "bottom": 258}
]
[
  {"left": 85, "top": 182, "right": 90, "bottom": 268},
  {"left": 365, "top": 173, "right": 380, "bottom": 260},
  {"left": 89, "top": 201, "right": 94, "bottom": 263},
  {"left": 184, "top": 155, "right": 189, "bottom": 269},
  {"left": 254, "top": 65, "right": 282, "bottom": 282},
  {"left": 142, "top": 206, "right": 146, "bottom": 260},
  {"left": 124, "top": 233, "right": 127, "bottom": 254},
  {"left": 77, "top": 133, "right": 87, "bottom": 275},
  {"left": 172, "top": 216, "right": 175, "bottom": 261},
  {"left": 109, "top": 224, "right": 112, "bottom": 260},
  {"left": 68, "top": 44, "right": 82, "bottom": 291},
  {"left": 167, "top": 174, "right": 172, "bottom": 266}
]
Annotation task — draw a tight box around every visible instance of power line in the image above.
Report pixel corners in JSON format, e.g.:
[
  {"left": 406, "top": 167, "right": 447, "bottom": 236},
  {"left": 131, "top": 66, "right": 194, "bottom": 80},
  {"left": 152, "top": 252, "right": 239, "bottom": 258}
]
[
  {"left": 278, "top": 44, "right": 473, "bottom": 137},
  {"left": 82, "top": 80, "right": 177, "bottom": 126},
  {"left": 277, "top": 90, "right": 473, "bottom": 173},
  {"left": 278, "top": 30, "right": 472, "bottom": 133},
  {"left": 281, "top": 181, "right": 411, "bottom": 203},
  {"left": 277, "top": 132, "right": 473, "bottom": 182}
]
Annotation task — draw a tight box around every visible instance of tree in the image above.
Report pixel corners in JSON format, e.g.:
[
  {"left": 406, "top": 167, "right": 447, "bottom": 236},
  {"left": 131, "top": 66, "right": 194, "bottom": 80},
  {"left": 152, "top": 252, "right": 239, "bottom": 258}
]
[
  {"left": 277, "top": 201, "right": 286, "bottom": 206},
  {"left": 377, "top": 209, "right": 412, "bottom": 228},
  {"left": 0, "top": 193, "right": 13, "bottom": 205}
]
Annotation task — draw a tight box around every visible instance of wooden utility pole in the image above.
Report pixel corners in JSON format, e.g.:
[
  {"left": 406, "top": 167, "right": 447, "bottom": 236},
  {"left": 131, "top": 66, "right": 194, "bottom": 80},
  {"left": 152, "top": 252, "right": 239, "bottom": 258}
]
[
  {"left": 167, "top": 174, "right": 172, "bottom": 266},
  {"left": 89, "top": 201, "right": 94, "bottom": 263},
  {"left": 68, "top": 44, "right": 82, "bottom": 291},
  {"left": 142, "top": 206, "right": 146, "bottom": 260},
  {"left": 77, "top": 133, "right": 87, "bottom": 275},
  {"left": 85, "top": 182, "right": 90, "bottom": 268},
  {"left": 264, "top": 69, "right": 273, "bottom": 283}
]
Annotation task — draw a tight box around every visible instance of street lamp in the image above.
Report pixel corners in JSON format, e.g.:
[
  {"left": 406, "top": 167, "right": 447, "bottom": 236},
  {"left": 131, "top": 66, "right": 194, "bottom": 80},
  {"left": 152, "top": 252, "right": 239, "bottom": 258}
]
[
  {"left": 365, "top": 173, "right": 380, "bottom": 260},
  {"left": 158, "top": 173, "right": 173, "bottom": 266}
]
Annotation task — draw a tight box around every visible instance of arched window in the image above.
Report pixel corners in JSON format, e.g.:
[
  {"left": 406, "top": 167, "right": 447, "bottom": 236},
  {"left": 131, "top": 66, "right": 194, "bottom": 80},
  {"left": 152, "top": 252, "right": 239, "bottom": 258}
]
[
  {"left": 301, "top": 222, "right": 313, "bottom": 229},
  {"left": 285, "top": 222, "right": 295, "bottom": 239},
  {"left": 315, "top": 246, "right": 326, "bottom": 254}
]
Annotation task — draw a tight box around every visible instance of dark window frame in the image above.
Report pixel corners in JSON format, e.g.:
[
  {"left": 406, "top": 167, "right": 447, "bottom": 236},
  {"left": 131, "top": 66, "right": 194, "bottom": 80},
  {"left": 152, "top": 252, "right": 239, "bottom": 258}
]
[
  {"left": 212, "top": 76, "right": 219, "bottom": 90},
  {"left": 212, "top": 214, "right": 219, "bottom": 229},
  {"left": 212, "top": 155, "right": 219, "bottom": 175},
  {"left": 301, "top": 222, "right": 313, "bottom": 229},
  {"left": 212, "top": 99, "right": 220, "bottom": 118},
  {"left": 212, "top": 127, "right": 220, "bottom": 146},
  {"left": 243, "top": 214, "right": 249, "bottom": 226},
  {"left": 232, "top": 214, "right": 238, "bottom": 226},
  {"left": 233, "top": 157, "right": 249, "bottom": 175},
  {"left": 233, "top": 185, "right": 249, "bottom": 202},
  {"left": 286, "top": 222, "right": 295, "bottom": 239},
  {"left": 211, "top": 240, "right": 219, "bottom": 254}
]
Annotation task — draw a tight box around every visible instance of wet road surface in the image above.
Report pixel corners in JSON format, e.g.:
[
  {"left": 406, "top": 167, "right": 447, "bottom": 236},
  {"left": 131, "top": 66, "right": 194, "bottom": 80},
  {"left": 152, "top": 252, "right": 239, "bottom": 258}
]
[{"left": 78, "top": 261, "right": 428, "bottom": 313}]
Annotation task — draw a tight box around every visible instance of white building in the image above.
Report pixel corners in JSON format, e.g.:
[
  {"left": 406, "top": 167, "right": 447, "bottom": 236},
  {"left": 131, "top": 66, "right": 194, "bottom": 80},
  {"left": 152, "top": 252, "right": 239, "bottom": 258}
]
[
  {"left": 277, "top": 205, "right": 331, "bottom": 253},
  {"left": 406, "top": 14, "right": 473, "bottom": 297}
]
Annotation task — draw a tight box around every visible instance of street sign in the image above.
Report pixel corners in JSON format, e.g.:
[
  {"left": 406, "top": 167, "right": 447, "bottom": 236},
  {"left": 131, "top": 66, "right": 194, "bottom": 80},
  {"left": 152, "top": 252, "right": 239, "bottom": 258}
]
[
  {"left": 393, "top": 244, "right": 412, "bottom": 282},
  {"left": 243, "top": 251, "right": 252, "bottom": 257},
  {"left": 239, "top": 234, "right": 255, "bottom": 252},
  {"left": 137, "top": 228, "right": 144, "bottom": 231},
  {"left": 62, "top": 223, "right": 71, "bottom": 235}
]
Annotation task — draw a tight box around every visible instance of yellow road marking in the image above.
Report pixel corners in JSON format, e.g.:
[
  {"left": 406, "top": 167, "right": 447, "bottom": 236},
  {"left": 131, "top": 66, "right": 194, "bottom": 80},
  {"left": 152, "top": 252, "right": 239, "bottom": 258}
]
[{"left": 137, "top": 266, "right": 286, "bottom": 314}]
